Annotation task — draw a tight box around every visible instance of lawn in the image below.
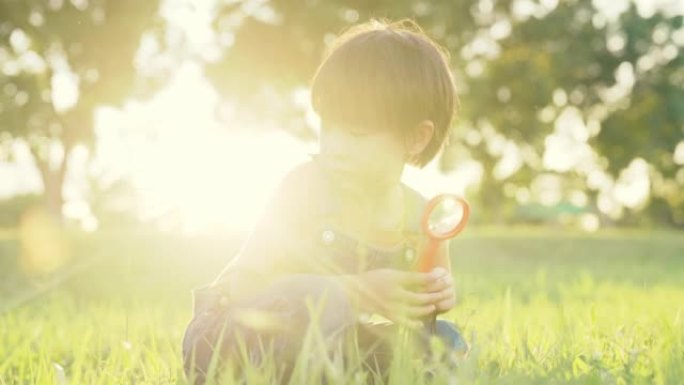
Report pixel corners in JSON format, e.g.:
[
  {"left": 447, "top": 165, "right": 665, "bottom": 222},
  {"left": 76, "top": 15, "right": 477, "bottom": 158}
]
[{"left": 1, "top": 228, "right": 682, "bottom": 384}]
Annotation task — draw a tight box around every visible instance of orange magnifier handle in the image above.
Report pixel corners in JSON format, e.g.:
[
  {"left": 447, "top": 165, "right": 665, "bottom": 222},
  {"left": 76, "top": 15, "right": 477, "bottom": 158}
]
[
  {"left": 415, "top": 194, "right": 470, "bottom": 335},
  {"left": 417, "top": 194, "right": 470, "bottom": 273}
]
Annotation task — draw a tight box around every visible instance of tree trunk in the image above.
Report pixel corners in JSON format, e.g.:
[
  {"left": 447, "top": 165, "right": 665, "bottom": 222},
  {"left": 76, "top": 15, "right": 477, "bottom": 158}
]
[{"left": 32, "top": 146, "right": 69, "bottom": 225}]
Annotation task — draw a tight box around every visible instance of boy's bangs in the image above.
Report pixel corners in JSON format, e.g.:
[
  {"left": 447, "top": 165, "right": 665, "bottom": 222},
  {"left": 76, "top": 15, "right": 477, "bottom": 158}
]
[
  {"left": 311, "top": 34, "right": 423, "bottom": 133},
  {"left": 309, "top": 20, "right": 457, "bottom": 167}
]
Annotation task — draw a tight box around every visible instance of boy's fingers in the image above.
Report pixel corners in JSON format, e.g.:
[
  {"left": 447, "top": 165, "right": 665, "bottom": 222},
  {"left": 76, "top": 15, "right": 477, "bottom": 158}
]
[
  {"left": 425, "top": 274, "right": 453, "bottom": 292},
  {"left": 396, "top": 271, "right": 434, "bottom": 286},
  {"left": 430, "top": 267, "right": 449, "bottom": 277},
  {"left": 401, "top": 289, "right": 443, "bottom": 306},
  {"left": 436, "top": 287, "right": 455, "bottom": 303},
  {"left": 435, "top": 297, "right": 456, "bottom": 312}
]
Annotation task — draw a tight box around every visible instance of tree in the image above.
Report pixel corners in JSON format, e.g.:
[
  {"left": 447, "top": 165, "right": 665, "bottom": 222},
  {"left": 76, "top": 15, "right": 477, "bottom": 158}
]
[
  {"left": 459, "top": 1, "right": 683, "bottom": 225},
  {"left": 0, "top": 0, "right": 162, "bottom": 221}
]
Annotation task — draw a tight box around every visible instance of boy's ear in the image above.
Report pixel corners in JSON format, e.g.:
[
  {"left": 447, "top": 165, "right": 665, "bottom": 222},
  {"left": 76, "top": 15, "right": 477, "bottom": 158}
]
[{"left": 405, "top": 120, "right": 434, "bottom": 160}]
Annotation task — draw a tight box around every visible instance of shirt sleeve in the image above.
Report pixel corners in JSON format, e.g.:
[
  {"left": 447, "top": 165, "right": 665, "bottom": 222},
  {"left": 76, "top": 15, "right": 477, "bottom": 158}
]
[{"left": 212, "top": 163, "right": 313, "bottom": 297}]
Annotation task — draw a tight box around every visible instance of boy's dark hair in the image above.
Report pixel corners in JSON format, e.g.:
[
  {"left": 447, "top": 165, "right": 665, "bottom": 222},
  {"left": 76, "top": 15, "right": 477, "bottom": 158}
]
[{"left": 310, "top": 19, "right": 459, "bottom": 167}]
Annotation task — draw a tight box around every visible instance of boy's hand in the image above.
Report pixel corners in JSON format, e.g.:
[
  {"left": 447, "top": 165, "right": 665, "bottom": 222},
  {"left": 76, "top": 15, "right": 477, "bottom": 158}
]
[
  {"left": 349, "top": 269, "right": 445, "bottom": 326},
  {"left": 424, "top": 267, "right": 456, "bottom": 314}
]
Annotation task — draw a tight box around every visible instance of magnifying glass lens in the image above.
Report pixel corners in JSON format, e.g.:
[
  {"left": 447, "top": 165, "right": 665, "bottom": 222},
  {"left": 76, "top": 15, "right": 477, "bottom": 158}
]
[{"left": 427, "top": 197, "right": 466, "bottom": 238}]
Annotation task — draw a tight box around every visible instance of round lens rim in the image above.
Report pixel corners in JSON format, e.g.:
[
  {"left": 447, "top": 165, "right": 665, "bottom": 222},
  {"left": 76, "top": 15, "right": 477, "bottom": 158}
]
[{"left": 421, "top": 194, "right": 470, "bottom": 240}]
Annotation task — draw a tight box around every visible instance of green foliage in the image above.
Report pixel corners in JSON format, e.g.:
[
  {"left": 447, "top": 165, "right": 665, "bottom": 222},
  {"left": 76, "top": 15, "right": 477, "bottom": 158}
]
[
  {"left": 0, "top": 0, "right": 162, "bottom": 218},
  {"left": 0, "top": 0, "right": 161, "bottom": 140}
]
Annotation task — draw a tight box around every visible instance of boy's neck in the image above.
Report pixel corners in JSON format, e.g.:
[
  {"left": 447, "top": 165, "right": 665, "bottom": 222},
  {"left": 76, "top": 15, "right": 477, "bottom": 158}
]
[{"left": 331, "top": 182, "right": 406, "bottom": 243}]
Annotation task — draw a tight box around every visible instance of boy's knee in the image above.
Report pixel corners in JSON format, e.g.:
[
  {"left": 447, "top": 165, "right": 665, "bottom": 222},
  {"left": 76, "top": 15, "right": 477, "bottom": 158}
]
[
  {"left": 182, "top": 275, "right": 357, "bottom": 384},
  {"left": 182, "top": 286, "right": 243, "bottom": 385},
  {"left": 182, "top": 315, "right": 226, "bottom": 385},
  {"left": 271, "top": 275, "right": 356, "bottom": 335}
]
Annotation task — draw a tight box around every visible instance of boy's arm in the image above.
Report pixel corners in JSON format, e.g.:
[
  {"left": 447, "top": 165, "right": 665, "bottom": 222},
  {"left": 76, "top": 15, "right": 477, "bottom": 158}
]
[
  {"left": 329, "top": 239, "right": 456, "bottom": 320},
  {"left": 330, "top": 274, "right": 364, "bottom": 317},
  {"left": 211, "top": 164, "right": 312, "bottom": 299},
  {"left": 332, "top": 269, "right": 445, "bottom": 325}
]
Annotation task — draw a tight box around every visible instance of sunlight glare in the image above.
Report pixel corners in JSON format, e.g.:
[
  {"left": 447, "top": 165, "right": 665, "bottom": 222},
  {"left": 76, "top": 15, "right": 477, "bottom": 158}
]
[{"left": 94, "top": 62, "right": 310, "bottom": 234}]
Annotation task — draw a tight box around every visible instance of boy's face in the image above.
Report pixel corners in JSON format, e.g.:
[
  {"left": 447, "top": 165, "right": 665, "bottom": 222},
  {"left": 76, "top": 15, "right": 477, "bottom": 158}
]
[{"left": 318, "top": 122, "right": 406, "bottom": 195}]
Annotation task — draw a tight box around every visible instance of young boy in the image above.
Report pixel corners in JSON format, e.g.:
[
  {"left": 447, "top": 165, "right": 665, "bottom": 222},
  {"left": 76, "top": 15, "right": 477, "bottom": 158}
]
[{"left": 183, "top": 18, "right": 467, "bottom": 384}]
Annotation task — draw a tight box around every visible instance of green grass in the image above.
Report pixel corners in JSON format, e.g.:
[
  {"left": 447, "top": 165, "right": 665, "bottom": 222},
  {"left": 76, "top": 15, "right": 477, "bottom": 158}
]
[{"left": 0, "top": 228, "right": 682, "bottom": 384}]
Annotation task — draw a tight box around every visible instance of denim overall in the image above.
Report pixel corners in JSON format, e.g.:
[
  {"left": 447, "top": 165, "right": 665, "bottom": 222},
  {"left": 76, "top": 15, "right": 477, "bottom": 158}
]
[{"left": 182, "top": 168, "right": 467, "bottom": 384}]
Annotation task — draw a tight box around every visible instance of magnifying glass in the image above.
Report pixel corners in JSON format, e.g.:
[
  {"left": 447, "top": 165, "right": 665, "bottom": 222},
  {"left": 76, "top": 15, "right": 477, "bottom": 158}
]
[
  {"left": 415, "top": 194, "right": 470, "bottom": 334},
  {"left": 417, "top": 194, "right": 470, "bottom": 273}
]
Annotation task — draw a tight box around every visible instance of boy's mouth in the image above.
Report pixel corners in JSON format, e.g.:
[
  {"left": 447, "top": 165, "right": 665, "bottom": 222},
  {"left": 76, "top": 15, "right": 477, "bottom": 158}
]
[
  {"left": 317, "top": 155, "right": 357, "bottom": 175},
  {"left": 316, "top": 157, "right": 367, "bottom": 188},
  {"left": 315, "top": 154, "right": 386, "bottom": 190}
]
